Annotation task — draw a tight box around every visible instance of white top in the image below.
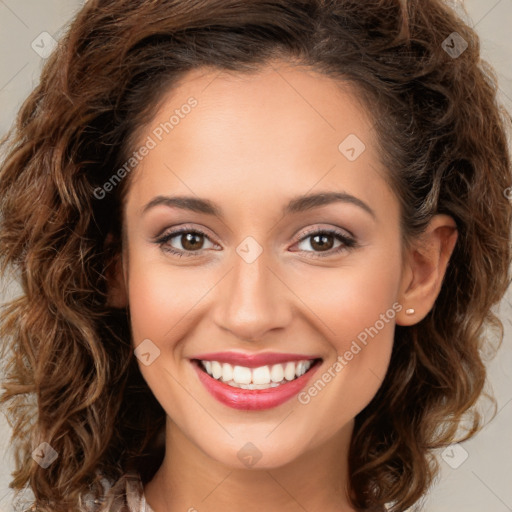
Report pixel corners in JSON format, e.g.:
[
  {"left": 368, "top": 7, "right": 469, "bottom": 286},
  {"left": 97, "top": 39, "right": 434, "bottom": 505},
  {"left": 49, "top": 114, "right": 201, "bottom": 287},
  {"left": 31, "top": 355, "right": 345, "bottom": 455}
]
[{"left": 82, "top": 472, "right": 154, "bottom": 512}]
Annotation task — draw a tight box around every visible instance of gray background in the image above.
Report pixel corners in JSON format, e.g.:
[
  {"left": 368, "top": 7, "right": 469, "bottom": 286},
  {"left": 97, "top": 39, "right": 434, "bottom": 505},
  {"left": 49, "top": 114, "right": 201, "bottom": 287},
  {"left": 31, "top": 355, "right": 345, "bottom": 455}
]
[{"left": 0, "top": 1, "right": 511, "bottom": 511}]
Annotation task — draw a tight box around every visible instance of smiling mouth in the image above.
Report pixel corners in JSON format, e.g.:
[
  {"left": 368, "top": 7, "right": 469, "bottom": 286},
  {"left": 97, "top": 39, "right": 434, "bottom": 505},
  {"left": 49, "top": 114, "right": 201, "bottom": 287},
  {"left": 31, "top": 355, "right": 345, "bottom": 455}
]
[{"left": 192, "top": 358, "right": 322, "bottom": 390}]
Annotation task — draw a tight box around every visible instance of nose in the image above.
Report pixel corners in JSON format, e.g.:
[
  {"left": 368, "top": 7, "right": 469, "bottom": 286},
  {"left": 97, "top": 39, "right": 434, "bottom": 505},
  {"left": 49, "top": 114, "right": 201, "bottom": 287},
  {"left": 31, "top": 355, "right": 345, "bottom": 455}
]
[{"left": 213, "top": 249, "right": 293, "bottom": 342}]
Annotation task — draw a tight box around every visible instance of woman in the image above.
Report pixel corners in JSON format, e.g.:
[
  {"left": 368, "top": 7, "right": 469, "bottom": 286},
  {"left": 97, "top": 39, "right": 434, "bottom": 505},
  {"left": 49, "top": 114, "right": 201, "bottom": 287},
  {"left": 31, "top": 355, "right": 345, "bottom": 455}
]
[{"left": 0, "top": 1, "right": 510, "bottom": 511}]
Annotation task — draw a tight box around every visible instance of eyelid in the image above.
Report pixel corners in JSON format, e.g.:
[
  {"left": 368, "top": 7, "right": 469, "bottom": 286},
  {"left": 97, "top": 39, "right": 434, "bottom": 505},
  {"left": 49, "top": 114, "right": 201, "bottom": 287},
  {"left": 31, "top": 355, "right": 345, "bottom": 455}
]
[
  {"left": 152, "top": 224, "right": 218, "bottom": 259},
  {"left": 289, "top": 225, "right": 358, "bottom": 257},
  {"left": 155, "top": 223, "right": 358, "bottom": 257},
  {"left": 293, "top": 224, "right": 356, "bottom": 244},
  {"left": 155, "top": 224, "right": 218, "bottom": 243}
]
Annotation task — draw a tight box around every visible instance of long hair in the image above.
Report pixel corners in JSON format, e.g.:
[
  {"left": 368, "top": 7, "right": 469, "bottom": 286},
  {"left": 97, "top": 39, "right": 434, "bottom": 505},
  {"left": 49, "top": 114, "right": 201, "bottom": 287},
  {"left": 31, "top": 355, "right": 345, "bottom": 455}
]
[{"left": 0, "top": 1, "right": 511, "bottom": 511}]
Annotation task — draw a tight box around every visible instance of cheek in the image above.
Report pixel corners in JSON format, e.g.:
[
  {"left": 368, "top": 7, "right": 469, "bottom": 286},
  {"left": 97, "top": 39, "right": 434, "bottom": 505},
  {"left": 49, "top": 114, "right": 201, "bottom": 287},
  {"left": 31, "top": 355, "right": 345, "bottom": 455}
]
[
  {"left": 294, "top": 249, "right": 402, "bottom": 348},
  {"left": 291, "top": 247, "right": 401, "bottom": 416},
  {"left": 126, "top": 253, "right": 211, "bottom": 345},
  {"left": 125, "top": 254, "right": 209, "bottom": 416}
]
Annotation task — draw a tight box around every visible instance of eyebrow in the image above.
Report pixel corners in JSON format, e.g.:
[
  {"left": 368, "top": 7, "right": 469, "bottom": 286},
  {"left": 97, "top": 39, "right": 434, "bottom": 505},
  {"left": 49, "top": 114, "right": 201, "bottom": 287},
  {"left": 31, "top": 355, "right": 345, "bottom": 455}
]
[{"left": 142, "top": 191, "right": 376, "bottom": 220}]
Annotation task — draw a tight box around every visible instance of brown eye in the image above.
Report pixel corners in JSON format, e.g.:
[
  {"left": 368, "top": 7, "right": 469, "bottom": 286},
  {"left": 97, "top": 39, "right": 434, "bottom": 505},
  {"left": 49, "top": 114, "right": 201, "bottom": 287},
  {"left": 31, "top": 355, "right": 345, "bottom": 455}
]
[
  {"left": 307, "top": 233, "right": 335, "bottom": 251},
  {"left": 156, "top": 228, "right": 217, "bottom": 256},
  {"left": 295, "top": 228, "right": 357, "bottom": 257},
  {"left": 180, "top": 232, "right": 206, "bottom": 251}
]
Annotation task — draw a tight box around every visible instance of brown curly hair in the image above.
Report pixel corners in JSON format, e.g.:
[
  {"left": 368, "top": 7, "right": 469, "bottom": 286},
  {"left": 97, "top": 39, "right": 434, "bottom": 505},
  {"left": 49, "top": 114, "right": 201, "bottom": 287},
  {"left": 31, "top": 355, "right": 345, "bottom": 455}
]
[{"left": 1, "top": 0, "right": 511, "bottom": 511}]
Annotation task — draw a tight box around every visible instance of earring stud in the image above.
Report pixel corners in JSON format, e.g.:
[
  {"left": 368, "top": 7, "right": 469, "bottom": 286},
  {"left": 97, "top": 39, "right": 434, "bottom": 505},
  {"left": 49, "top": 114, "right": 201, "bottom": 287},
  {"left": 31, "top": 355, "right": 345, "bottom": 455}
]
[{"left": 405, "top": 308, "right": 415, "bottom": 315}]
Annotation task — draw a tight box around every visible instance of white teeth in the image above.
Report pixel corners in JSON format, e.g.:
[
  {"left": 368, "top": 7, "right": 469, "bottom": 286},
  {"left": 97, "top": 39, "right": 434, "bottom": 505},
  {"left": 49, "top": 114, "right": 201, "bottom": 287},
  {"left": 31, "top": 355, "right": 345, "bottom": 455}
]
[
  {"left": 252, "top": 365, "right": 271, "bottom": 385},
  {"left": 284, "top": 362, "right": 296, "bottom": 381},
  {"left": 229, "top": 381, "right": 282, "bottom": 390},
  {"left": 270, "top": 364, "right": 284, "bottom": 383},
  {"left": 232, "top": 365, "right": 252, "bottom": 384},
  {"left": 211, "top": 361, "right": 222, "bottom": 380},
  {"left": 199, "top": 359, "right": 315, "bottom": 388},
  {"left": 221, "top": 362, "right": 233, "bottom": 382}
]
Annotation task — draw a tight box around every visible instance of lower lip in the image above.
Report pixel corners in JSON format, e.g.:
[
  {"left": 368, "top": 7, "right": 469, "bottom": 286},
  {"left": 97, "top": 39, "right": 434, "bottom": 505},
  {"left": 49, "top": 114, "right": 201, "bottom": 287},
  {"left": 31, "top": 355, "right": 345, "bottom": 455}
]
[{"left": 192, "top": 360, "right": 321, "bottom": 411}]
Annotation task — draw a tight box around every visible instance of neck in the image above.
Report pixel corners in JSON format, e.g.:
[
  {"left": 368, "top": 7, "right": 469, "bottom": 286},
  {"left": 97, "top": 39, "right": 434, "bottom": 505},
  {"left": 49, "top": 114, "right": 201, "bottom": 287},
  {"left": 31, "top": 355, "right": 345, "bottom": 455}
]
[{"left": 143, "top": 417, "right": 358, "bottom": 512}]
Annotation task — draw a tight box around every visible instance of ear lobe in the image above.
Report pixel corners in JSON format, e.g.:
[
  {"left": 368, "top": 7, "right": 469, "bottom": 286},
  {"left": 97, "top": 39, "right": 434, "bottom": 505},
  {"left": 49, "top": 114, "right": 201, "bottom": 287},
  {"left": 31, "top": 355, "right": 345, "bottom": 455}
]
[
  {"left": 396, "top": 214, "right": 458, "bottom": 326},
  {"left": 104, "top": 234, "right": 128, "bottom": 309}
]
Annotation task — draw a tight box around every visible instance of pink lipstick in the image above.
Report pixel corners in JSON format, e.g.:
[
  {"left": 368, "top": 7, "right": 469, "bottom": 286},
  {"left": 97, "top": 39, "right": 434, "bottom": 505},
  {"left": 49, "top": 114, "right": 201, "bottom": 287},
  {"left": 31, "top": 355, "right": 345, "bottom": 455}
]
[{"left": 190, "top": 352, "right": 322, "bottom": 410}]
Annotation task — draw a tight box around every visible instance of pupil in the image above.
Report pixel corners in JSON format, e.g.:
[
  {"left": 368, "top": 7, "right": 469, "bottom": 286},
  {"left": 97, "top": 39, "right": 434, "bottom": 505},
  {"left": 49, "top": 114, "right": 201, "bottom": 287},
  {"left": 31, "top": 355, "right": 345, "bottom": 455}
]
[
  {"left": 182, "top": 233, "right": 203, "bottom": 250},
  {"left": 311, "top": 234, "right": 333, "bottom": 251}
]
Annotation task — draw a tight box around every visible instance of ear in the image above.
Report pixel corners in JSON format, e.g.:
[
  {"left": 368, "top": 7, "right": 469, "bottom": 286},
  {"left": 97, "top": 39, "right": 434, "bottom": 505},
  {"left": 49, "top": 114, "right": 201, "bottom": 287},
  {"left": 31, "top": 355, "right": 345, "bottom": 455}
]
[
  {"left": 104, "top": 233, "right": 129, "bottom": 308},
  {"left": 396, "top": 214, "right": 458, "bottom": 326}
]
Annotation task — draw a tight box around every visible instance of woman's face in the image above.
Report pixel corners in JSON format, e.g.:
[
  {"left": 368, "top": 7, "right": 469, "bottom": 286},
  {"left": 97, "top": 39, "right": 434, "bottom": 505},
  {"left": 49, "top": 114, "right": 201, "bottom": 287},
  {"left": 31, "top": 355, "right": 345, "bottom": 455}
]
[{"left": 119, "top": 62, "right": 409, "bottom": 469}]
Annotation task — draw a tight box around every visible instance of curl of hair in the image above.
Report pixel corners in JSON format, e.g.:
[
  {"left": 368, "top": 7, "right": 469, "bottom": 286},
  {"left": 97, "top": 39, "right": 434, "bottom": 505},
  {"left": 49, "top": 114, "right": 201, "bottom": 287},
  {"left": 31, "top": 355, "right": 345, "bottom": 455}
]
[{"left": 0, "top": 1, "right": 510, "bottom": 511}]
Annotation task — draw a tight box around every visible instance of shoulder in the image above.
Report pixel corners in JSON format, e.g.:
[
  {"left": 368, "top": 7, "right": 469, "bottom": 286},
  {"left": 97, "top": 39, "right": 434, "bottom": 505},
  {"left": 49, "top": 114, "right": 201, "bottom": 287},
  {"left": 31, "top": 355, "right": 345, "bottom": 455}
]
[{"left": 83, "top": 471, "right": 147, "bottom": 512}]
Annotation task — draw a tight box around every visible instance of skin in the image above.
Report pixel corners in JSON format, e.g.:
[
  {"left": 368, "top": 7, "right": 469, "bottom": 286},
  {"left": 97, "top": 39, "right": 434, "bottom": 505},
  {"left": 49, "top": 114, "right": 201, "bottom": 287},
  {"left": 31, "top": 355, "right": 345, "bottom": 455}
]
[{"left": 109, "top": 61, "right": 458, "bottom": 512}]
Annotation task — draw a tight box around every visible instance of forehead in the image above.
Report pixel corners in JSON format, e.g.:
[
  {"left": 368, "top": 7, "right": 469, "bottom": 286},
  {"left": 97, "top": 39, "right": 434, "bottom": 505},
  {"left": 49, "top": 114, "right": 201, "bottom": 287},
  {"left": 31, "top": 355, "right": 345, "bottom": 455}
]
[
  {"left": 124, "top": 62, "right": 394, "bottom": 220},
  {"left": 150, "top": 63, "right": 375, "bottom": 147}
]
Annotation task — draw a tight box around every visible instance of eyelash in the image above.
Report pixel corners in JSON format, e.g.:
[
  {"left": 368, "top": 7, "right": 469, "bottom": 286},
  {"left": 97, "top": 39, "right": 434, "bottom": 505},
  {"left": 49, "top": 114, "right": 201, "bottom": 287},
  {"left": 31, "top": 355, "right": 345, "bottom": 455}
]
[{"left": 155, "top": 226, "right": 358, "bottom": 259}]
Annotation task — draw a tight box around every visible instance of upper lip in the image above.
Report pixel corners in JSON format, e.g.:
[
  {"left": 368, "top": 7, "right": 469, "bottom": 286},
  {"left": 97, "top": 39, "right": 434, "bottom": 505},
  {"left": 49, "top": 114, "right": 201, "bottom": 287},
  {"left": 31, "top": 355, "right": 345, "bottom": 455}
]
[{"left": 190, "top": 351, "right": 321, "bottom": 368}]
